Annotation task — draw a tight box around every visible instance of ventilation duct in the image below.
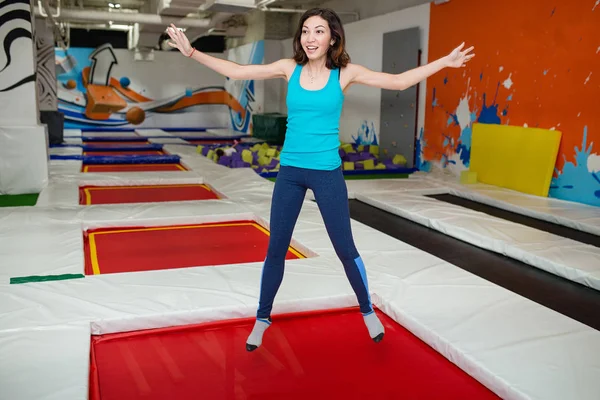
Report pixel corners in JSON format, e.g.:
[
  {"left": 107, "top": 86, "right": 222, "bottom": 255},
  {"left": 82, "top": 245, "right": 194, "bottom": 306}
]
[
  {"left": 33, "top": 7, "right": 213, "bottom": 29},
  {"left": 201, "top": 0, "right": 256, "bottom": 13},
  {"left": 157, "top": 0, "right": 207, "bottom": 17}
]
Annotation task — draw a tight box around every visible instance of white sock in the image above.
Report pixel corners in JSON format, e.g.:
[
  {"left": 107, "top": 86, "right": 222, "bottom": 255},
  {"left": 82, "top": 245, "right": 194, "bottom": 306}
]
[
  {"left": 363, "top": 311, "right": 384, "bottom": 342},
  {"left": 246, "top": 318, "right": 271, "bottom": 351}
]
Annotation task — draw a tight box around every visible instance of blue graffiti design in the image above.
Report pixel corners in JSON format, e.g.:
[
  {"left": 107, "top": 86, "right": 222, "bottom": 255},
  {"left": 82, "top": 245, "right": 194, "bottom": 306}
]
[
  {"left": 415, "top": 127, "right": 431, "bottom": 172},
  {"left": 549, "top": 126, "right": 600, "bottom": 206},
  {"left": 352, "top": 120, "right": 379, "bottom": 145},
  {"left": 477, "top": 83, "right": 502, "bottom": 124},
  {"left": 229, "top": 41, "right": 264, "bottom": 133}
]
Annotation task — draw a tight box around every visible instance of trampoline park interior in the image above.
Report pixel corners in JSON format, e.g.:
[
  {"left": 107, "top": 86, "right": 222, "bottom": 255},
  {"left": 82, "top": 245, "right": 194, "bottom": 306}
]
[{"left": 1, "top": 0, "right": 599, "bottom": 399}]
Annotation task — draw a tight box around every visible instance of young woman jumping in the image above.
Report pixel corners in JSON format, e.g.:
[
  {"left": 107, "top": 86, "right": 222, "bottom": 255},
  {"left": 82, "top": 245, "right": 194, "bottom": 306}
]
[{"left": 167, "top": 7, "right": 474, "bottom": 351}]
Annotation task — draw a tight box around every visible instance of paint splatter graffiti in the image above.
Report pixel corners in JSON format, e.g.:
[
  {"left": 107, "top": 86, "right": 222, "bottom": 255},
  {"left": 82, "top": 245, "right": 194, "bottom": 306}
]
[
  {"left": 426, "top": 0, "right": 599, "bottom": 206},
  {"left": 352, "top": 120, "right": 379, "bottom": 145},
  {"left": 415, "top": 127, "right": 431, "bottom": 172},
  {"left": 550, "top": 127, "right": 600, "bottom": 206}
]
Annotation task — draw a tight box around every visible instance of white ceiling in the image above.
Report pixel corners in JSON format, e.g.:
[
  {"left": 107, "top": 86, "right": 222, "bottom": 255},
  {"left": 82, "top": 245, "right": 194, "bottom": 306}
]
[{"left": 36, "top": 0, "right": 433, "bottom": 50}]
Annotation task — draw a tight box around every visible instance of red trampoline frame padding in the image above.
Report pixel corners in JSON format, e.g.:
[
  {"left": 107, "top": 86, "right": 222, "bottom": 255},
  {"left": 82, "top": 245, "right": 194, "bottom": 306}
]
[
  {"left": 83, "top": 141, "right": 151, "bottom": 147},
  {"left": 83, "top": 220, "right": 304, "bottom": 275},
  {"left": 78, "top": 184, "right": 220, "bottom": 205},
  {"left": 83, "top": 150, "right": 165, "bottom": 156},
  {"left": 89, "top": 307, "right": 500, "bottom": 400},
  {"left": 82, "top": 163, "right": 187, "bottom": 172}
]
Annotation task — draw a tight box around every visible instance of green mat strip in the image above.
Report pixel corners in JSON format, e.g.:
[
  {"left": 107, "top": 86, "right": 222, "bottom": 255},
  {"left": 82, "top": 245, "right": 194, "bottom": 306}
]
[
  {"left": 10, "top": 274, "right": 85, "bottom": 284},
  {"left": 0, "top": 193, "right": 39, "bottom": 207}
]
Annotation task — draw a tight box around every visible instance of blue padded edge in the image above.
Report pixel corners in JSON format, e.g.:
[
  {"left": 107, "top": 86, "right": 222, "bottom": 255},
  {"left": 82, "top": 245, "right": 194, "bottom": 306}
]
[
  {"left": 81, "top": 144, "right": 164, "bottom": 151},
  {"left": 85, "top": 155, "right": 181, "bottom": 164},
  {"left": 50, "top": 144, "right": 164, "bottom": 151},
  {"left": 77, "top": 127, "right": 226, "bottom": 132},
  {"left": 81, "top": 136, "right": 148, "bottom": 142},
  {"left": 51, "top": 155, "right": 181, "bottom": 164},
  {"left": 50, "top": 155, "right": 84, "bottom": 160}
]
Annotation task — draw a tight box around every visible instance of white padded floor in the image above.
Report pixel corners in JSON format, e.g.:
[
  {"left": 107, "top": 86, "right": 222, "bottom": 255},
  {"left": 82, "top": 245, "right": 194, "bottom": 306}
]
[{"left": 1, "top": 133, "right": 599, "bottom": 400}]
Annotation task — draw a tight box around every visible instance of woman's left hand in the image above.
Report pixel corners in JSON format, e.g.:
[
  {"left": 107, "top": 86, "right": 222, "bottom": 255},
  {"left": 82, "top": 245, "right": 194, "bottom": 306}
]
[{"left": 445, "top": 42, "right": 475, "bottom": 68}]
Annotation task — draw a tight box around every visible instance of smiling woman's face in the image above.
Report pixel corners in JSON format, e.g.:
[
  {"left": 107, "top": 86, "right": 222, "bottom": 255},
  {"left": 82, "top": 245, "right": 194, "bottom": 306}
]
[{"left": 300, "top": 16, "right": 332, "bottom": 61}]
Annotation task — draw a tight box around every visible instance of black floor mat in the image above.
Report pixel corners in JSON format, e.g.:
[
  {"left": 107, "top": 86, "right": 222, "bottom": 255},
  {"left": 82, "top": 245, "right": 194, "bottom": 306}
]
[
  {"left": 427, "top": 193, "right": 599, "bottom": 247},
  {"left": 348, "top": 200, "right": 600, "bottom": 331}
]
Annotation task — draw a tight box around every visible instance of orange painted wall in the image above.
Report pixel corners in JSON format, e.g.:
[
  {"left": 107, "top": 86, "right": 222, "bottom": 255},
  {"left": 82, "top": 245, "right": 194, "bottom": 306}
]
[{"left": 419, "top": 0, "right": 600, "bottom": 206}]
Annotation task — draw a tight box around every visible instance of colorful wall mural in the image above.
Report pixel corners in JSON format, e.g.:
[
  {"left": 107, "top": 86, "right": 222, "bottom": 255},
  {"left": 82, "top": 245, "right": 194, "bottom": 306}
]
[
  {"left": 225, "top": 40, "right": 265, "bottom": 134},
  {"left": 55, "top": 42, "right": 264, "bottom": 132},
  {"left": 353, "top": 120, "right": 379, "bottom": 146},
  {"left": 423, "top": 0, "right": 599, "bottom": 206}
]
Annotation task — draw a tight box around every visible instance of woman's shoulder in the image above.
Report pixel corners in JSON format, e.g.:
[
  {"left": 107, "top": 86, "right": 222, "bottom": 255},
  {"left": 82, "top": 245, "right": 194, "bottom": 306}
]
[
  {"left": 340, "top": 63, "right": 360, "bottom": 74},
  {"left": 275, "top": 58, "right": 300, "bottom": 79}
]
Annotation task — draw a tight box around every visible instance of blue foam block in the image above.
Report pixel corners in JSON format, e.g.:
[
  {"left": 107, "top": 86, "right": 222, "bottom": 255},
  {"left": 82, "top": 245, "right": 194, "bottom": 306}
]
[{"left": 82, "top": 155, "right": 181, "bottom": 165}]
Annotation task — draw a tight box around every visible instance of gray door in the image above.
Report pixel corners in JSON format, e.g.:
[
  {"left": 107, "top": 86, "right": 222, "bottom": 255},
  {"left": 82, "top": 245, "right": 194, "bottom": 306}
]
[{"left": 380, "top": 27, "right": 420, "bottom": 168}]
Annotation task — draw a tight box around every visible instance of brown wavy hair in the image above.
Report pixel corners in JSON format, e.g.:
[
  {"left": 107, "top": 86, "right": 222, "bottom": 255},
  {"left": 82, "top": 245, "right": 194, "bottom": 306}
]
[{"left": 292, "top": 8, "right": 350, "bottom": 69}]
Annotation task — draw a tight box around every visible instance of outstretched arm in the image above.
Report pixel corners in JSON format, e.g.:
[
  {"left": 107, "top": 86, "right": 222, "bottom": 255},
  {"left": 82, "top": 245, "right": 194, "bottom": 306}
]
[
  {"left": 346, "top": 43, "right": 475, "bottom": 91},
  {"left": 167, "top": 24, "right": 291, "bottom": 80}
]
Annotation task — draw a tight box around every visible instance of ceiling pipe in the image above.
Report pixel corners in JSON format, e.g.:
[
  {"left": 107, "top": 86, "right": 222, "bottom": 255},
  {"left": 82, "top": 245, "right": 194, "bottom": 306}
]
[
  {"left": 261, "top": 7, "right": 359, "bottom": 20},
  {"left": 255, "top": 0, "right": 277, "bottom": 8},
  {"left": 33, "top": 7, "right": 213, "bottom": 28},
  {"left": 39, "top": 0, "right": 69, "bottom": 49}
]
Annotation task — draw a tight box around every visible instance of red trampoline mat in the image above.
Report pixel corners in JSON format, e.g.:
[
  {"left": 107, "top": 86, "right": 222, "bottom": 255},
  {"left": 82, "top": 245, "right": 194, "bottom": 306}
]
[
  {"left": 84, "top": 141, "right": 150, "bottom": 147},
  {"left": 83, "top": 150, "right": 165, "bottom": 156},
  {"left": 82, "top": 164, "right": 186, "bottom": 172},
  {"left": 79, "top": 184, "right": 219, "bottom": 205},
  {"left": 84, "top": 221, "right": 302, "bottom": 275},
  {"left": 90, "top": 308, "right": 500, "bottom": 400}
]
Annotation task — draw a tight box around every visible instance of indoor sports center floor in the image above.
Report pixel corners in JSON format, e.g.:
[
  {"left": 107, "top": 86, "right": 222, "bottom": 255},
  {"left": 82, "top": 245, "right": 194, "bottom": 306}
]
[{"left": 1, "top": 128, "right": 599, "bottom": 400}]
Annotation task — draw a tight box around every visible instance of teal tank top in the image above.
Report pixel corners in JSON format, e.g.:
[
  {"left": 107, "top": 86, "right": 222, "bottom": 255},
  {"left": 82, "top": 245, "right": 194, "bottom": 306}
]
[{"left": 280, "top": 63, "right": 344, "bottom": 170}]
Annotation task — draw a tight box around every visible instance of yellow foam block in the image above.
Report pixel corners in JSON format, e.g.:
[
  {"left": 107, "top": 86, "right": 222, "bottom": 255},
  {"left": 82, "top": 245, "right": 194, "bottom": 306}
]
[
  {"left": 393, "top": 154, "right": 407, "bottom": 165},
  {"left": 375, "top": 163, "right": 386, "bottom": 169},
  {"left": 343, "top": 161, "right": 354, "bottom": 170},
  {"left": 341, "top": 143, "right": 354, "bottom": 153},
  {"left": 206, "top": 149, "right": 214, "bottom": 159},
  {"left": 470, "top": 123, "right": 561, "bottom": 197},
  {"left": 241, "top": 150, "right": 253, "bottom": 164},
  {"left": 266, "top": 148, "right": 277, "bottom": 157},
  {"left": 363, "top": 159, "right": 375, "bottom": 170},
  {"left": 196, "top": 145, "right": 204, "bottom": 154},
  {"left": 460, "top": 170, "right": 477, "bottom": 184},
  {"left": 369, "top": 145, "right": 379, "bottom": 155}
]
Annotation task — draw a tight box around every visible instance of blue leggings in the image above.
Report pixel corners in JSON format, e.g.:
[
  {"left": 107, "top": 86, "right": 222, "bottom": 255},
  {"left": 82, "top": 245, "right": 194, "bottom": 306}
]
[{"left": 257, "top": 165, "right": 373, "bottom": 319}]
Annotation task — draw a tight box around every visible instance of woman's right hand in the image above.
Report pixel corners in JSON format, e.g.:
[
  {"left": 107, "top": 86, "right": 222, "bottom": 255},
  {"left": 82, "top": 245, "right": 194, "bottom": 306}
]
[{"left": 166, "top": 24, "right": 193, "bottom": 57}]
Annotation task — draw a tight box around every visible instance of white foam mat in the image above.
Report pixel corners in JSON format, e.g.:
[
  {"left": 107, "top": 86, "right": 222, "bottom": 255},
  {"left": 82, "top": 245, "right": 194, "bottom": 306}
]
[
  {"left": 1, "top": 147, "right": 599, "bottom": 400},
  {"left": 356, "top": 191, "right": 600, "bottom": 290},
  {"left": 417, "top": 169, "right": 600, "bottom": 236},
  {"left": 63, "top": 129, "right": 82, "bottom": 137},
  {"left": 49, "top": 146, "right": 83, "bottom": 156},
  {"left": 134, "top": 129, "right": 171, "bottom": 137},
  {"left": 148, "top": 137, "right": 190, "bottom": 145},
  {"left": 79, "top": 131, "right": 138, "bottom": 138},
  {"left": 0, "top": 324, "right": 90, "bottom": 400}
]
